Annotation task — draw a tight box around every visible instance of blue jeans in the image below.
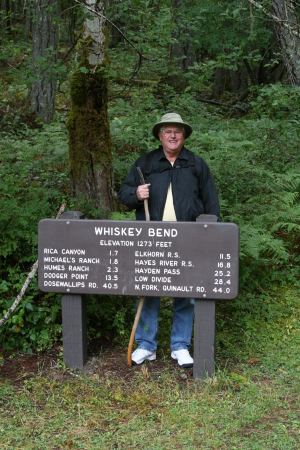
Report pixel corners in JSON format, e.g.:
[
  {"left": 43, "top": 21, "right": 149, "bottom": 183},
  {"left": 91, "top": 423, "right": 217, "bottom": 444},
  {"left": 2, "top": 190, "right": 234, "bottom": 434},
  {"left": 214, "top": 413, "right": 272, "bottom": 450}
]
[{"left": 135, "top": 297, "right": 194, "bottom": 351}]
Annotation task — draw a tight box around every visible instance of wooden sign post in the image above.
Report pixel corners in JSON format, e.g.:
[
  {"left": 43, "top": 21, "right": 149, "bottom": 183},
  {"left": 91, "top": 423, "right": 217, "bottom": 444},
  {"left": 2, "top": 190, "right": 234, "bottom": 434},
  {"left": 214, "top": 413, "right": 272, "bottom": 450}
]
[{"left": 38, "top": 214, "right": 239, "bottom": 378}]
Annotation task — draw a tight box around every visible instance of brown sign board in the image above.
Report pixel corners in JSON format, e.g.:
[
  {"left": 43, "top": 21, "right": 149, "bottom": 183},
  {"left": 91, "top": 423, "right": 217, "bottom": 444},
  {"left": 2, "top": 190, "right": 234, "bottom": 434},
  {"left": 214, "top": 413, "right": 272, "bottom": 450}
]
[{"left": 38, "top": 219, "right": 239, "bottom": 299}]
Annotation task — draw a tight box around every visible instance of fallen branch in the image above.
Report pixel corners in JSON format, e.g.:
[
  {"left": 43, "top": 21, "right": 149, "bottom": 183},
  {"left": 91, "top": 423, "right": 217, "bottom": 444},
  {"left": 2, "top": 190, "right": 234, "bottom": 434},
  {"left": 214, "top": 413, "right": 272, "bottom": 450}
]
[
  {"left": 4, "top": 55, "right": 27, "bottom": 71},
  {"left": 232, "top": 88, "right": 250, "bottom": 104},
  {"left": 195, "top": 97, "right": 250, "bottom": 113},
  {"left": 0, "top": 260, "right": 39, "bottom": 328},
  {"left": 114, "top": 77, "right": 158, "bottom": 87},
  {"left": 0, "top": 203, "right": 66, "bottom": 328}
]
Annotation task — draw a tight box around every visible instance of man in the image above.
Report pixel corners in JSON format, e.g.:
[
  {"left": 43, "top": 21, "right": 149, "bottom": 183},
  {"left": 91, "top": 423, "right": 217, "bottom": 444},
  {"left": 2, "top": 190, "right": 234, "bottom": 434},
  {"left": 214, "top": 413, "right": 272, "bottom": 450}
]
[{"left": 117, "top": 113, "right": 220, "bottom": 367}]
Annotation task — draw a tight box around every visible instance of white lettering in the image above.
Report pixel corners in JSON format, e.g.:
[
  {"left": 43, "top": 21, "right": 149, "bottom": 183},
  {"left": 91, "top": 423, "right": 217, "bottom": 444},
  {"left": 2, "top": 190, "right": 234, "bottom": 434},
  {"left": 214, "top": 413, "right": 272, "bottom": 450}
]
[
  {"left": 78, "top": 258, "right": 100, "bottom": 264},
  {"left": 135, "top": 268, "right": 161, "bottom": 274},
  {"left": 155, "top": 241, "right": 172, "bottom": 247},
  {"left": 151, "top": 276, "right": 171, "bottom": 283},
  {"left": 135, "top": 260, "right": 156, "bottom": 266},
  {"left": 163, "top": 285, "right": 193, "bottom": 292},
  {"left": 159, "top": 260, "right": 178, "bottom": 266},
  {"left": 68, "top": 266, "right": 89, "bottom": 271},
  {"left": 62, "top": 249, "right": 85, "bottom": 255},
  {"left": 141, "top": 284, "right": 158, "bottom": 291},
  {"left": 163, "top": 268, "right": 180, "bottom": 275},
  {"left": 135, "top": 276, "right": 148, "bottom": 282},
  {"left": 148, "top": 228, "right": 177, "bottom": 238},
  {"left": 196, "top": 287, "right": 206, "bottom": 292},
  {"left": 100, "top": 240, "right": 134, "bottom": 246},
  {"left": 134, "top": 251, "right": 164, "bottom": 257},
  {"left": 44, "top": 281, "right": 85, "bottom": 288},
  {"left": 44, "top": 273, "right": 68, "bottom": 279},
  {"left": 95, "top": 226, "right": 143, "bottom": 236},
  {"left": 44, "top": 256, "right": 76, "bottom": 263},
  {"left": 44, "top": 265, "right": 65, "bottom": 271},
  {"left": 71, "top": 274, "right": 89, "bottom": 280}
]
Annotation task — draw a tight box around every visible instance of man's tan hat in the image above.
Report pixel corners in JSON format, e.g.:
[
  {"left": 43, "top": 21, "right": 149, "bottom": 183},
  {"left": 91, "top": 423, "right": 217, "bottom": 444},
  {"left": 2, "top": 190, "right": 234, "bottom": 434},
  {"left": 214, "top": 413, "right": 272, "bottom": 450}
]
[{"left": 152, "top": 112, "right": 193, "bottom": 140}]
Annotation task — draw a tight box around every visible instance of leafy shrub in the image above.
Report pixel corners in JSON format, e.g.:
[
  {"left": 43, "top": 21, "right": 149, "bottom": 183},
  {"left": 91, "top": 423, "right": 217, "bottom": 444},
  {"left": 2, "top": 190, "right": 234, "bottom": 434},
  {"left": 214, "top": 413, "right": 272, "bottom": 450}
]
[
  {"left": 250, "top": 83, "right": 300, "bottom": 120},
  {"left": 0, "top": 120, "right": 70, "bottom": 352}
]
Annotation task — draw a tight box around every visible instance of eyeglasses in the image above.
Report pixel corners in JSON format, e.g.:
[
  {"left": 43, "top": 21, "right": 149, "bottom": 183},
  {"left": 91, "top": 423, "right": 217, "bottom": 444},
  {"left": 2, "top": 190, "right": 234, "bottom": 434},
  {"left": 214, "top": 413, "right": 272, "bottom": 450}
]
[{"left": 162, "top": 129, "right": 184, "bottom": 136}]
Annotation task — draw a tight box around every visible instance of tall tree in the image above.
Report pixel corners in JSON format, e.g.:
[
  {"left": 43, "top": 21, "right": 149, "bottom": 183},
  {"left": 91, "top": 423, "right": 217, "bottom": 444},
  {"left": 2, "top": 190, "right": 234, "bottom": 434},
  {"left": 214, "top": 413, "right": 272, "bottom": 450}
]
[
  {"left": 30, "top": 0, "right": 58, "bottom": 123},
  {"left": 24, "top": 0, "right": 32, "bottom": 42},
  {"left": 168, "top": 0, "right": 195, "bottom": 91},
  {"left": 67, "top": 0, "right": 114, "bottom": 216},
  {"left": 271, "top": 0, "right": 300, "bottom": 85},
  {"left": 248, "top": 0, "right": 300, "bottom": 85},
  {"left": 0, "top": 0, "right": 8, "bottom": 40}
]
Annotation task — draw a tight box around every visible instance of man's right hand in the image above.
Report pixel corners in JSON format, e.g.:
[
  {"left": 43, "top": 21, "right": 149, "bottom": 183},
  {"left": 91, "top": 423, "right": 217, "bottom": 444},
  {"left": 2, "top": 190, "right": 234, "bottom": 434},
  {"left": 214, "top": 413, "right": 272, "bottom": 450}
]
[{"left": 136, "top": 183, "right": 151, "bottom": 201}]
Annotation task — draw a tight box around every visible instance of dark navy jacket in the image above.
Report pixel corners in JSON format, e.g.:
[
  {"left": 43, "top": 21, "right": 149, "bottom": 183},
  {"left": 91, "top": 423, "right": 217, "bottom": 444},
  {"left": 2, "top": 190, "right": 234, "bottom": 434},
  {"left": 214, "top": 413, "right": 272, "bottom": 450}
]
[{"left": 117, "top": 146, "right": 220, "bottom": 221}]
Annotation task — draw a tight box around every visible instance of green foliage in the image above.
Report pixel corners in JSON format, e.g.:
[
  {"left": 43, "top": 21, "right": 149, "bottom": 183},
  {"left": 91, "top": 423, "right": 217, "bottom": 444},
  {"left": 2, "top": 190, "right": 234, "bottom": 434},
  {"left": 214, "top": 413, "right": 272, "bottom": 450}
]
[
  {"left": 190, "top": 114, "right": 299, "bottom": 272},
  {"left": 250, "top": 83, "right": 300, "bottom": 120},
  {"left": 0, "top": 0, "right": 300, "bottom": 354},
  {"left": 106, "top": 0, "right": 278, "bottom": 93},
  {"left": 110, "top": 94, "right": 162, "bottom": 191},
  {"left": 2, "top": 86, "right": 298, "bottom": 352},
  {"left": 0, "top": 119, "right": 70, "bottom": 352},
  {"left": 107, "top": 0, "right": 174, "bottom": 81},
  {"left": 86, "top": 295, "right": 136, "bottom": 343}
]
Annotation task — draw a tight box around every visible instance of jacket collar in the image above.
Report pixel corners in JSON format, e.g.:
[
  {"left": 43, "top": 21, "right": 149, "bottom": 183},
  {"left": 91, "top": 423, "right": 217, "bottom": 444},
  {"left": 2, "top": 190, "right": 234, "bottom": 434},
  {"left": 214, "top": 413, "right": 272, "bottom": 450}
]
[{"left": 158, "top": 145, "right": 189, "bottom": 161}]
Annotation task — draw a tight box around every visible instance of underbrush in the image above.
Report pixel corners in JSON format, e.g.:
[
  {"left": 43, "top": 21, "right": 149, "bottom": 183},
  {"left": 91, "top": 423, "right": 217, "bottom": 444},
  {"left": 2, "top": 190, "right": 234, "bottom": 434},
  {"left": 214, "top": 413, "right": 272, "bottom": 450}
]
[{"left": 0, "top": 119, "right": 70, "bottom": 352}]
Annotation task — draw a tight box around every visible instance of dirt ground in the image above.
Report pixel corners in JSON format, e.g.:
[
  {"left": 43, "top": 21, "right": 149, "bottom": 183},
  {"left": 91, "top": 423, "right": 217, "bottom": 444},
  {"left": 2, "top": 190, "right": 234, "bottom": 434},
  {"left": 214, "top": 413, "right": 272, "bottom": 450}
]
[{"left": 0, "top": 339, "right": 194, "bottom": 386}]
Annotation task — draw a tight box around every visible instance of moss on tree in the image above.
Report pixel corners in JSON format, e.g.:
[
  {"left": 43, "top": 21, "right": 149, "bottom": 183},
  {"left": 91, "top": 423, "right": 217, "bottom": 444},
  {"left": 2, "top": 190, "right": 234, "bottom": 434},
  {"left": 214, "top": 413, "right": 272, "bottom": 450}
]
[{"left": 67, "top": 36, "right": 114, "bottom": 216}]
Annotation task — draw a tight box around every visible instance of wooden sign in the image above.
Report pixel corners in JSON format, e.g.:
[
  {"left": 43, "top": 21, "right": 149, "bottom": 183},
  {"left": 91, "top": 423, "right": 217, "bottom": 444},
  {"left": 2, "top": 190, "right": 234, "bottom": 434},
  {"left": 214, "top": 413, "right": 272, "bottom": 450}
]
[{"left": 38, "top": 219, "right": 239, "bottom": 299}]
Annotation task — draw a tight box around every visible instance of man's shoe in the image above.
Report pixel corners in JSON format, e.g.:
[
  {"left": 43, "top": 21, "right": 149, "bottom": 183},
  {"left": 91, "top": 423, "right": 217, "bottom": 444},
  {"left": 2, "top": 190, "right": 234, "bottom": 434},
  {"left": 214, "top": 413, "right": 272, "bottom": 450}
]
[
  {"left": 171, "top": 349, "right": 193, "bottom": 368},
  {"left": 131, "top": 348, "right": 156, "bottom": 365}
]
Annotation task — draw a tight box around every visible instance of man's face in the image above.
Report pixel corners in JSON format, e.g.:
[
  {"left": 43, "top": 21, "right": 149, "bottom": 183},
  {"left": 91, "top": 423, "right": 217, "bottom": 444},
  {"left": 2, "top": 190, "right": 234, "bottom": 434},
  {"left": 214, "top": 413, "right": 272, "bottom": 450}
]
[{"left": 158, "top": 125, "right": 185, "bottom": 158}]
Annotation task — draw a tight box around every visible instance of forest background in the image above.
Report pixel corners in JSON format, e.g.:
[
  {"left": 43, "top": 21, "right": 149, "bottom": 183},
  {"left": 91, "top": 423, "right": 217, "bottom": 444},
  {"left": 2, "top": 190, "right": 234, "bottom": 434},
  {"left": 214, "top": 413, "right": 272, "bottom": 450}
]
[
  {"left": 1, "top": 1, "right": 300, "bottom": 448},
  {"left": 0, "top": 0, "right": 299, "bottom": 359}
]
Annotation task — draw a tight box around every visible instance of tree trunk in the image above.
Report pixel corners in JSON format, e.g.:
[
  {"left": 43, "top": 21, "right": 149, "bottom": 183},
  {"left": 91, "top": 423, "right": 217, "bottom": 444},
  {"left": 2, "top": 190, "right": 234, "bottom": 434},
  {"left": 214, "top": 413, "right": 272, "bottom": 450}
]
[
  {"left": 24, "top": 0, "right": 31, "bottom": 41},
  {"left": 13, "top": 0, "right": 18, "bottom": 17},
  {"left": 0, "top": 0, "right": 7, "bottom": 40},
  {"left": 164, "top": 0, "right": 195, "bottom": 91},
  {"left": 67, "top": 0, "right": 76, "bottom": 44},
  {"left": 30, "top": 0, "right": 58, "bottom": 123},
  {"left": 67, "top": 0, "right": 115, "bottom": 217},
  {"left": 170, "top": 0, "right": 195, "bottom": 72},
  {"left": 229, "top": 65, "right": 249, "bottom": 93},
  {"left": 213, "top": 68, "right": 228, "bottom": 100},
  {"left": 271, "top": 0, "right": 300, "bottom": 85}
]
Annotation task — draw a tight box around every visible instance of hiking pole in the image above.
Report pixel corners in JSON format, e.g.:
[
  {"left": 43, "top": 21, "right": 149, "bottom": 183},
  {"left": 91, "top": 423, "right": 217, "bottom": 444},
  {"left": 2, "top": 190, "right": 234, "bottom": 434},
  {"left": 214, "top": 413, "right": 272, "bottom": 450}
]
[{"left": 127, "top": 167, "right": 150, "bottom": 366}]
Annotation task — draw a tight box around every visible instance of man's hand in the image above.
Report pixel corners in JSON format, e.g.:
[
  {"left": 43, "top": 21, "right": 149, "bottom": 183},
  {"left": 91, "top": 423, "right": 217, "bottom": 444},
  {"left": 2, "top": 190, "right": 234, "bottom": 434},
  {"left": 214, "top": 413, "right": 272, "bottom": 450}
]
[{"left": 136, "top": 183, "right": 151, "bottom": 201}]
